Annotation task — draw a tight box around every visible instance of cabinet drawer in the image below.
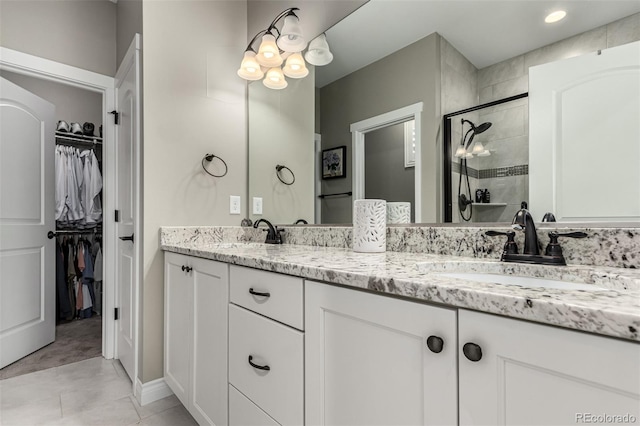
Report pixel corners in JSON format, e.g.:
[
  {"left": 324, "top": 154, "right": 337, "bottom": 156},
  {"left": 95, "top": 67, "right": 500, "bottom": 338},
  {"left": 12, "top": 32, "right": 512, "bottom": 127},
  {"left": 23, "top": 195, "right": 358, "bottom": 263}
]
[
  {"left": 230, "top": 265, "right": 304, "bottom": 330},
  {"left": 229, "top": 305, "right": 303, "bottom": 426},
  {"left": 229, "top": 384, "right": 280, "bottom": 426}
]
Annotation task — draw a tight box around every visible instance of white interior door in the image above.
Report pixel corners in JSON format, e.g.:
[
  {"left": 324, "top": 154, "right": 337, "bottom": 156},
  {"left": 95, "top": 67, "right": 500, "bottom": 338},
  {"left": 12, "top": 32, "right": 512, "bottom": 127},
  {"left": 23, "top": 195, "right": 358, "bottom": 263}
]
[
  {"left": 115, "top": 36, "right": 140, "bottom": 381},
  {"left": 0, "top": 77, "right": 56, "bottom": 368}
]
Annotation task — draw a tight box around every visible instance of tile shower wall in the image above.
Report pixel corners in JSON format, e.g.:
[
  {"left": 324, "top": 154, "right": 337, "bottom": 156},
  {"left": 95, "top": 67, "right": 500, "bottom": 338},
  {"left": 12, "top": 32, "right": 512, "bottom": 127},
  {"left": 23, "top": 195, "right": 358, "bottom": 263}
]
[
  {"left": 478, "top": 12, "right": 640, "bottom": 104},
  {"left": 440, "top": 37, "right": 479, "bottom": 223}
]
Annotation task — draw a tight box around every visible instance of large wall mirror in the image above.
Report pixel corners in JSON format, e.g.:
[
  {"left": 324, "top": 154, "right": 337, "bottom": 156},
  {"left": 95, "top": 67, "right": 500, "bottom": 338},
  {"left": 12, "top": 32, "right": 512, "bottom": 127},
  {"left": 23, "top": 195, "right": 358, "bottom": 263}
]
[{"left": 247, "top": 0, "right": 640, "bottom": 226}]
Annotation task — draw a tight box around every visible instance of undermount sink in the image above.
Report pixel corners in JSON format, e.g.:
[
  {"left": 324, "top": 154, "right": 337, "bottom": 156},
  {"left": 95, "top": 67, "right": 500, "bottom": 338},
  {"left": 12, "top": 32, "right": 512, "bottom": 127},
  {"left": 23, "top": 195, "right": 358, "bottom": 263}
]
[
  {"left": 435, "top": 272, "right": 606, "bottom": 291},
  {"left": 415, "top": 260, "right": 614, "bottom": 291}
]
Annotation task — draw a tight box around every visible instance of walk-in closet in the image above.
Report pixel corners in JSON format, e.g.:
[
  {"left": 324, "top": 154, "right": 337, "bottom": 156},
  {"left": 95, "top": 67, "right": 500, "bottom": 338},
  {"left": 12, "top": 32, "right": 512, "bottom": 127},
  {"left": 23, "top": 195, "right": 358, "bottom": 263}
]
[{"left": 0, "top": 71, "right": 104, "bottom": 379}]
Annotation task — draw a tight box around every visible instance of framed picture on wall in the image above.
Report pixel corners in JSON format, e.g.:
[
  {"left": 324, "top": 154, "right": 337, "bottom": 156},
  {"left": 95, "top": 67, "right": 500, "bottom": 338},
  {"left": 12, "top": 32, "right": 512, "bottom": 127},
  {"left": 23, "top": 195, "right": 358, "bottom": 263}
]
[{"left": 322, "top": 146, "right": 347, "bottom": 179}]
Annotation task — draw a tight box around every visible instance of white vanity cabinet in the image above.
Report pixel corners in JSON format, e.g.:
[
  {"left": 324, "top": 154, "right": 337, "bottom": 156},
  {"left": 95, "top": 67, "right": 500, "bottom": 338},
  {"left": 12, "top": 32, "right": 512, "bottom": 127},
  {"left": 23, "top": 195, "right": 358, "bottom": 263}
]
[
  {"left": 459, "top": 310, "right": 640, "bottom": 426},
  {"left": 305, "top": 280, "right": 458, "bottom": 426},
  {"left": 164, "top": 252, "right": 228, "bottom": 426},
  {"left": 228, "top": 266, "right": 305, "bottom": 426}
]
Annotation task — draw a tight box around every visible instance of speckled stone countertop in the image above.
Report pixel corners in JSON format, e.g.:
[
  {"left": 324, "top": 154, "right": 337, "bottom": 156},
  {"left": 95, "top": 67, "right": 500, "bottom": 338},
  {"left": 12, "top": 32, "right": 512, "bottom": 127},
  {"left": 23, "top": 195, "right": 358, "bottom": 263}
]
[{"left": 161, "top": 239, "right": 640, "bottom": 342}]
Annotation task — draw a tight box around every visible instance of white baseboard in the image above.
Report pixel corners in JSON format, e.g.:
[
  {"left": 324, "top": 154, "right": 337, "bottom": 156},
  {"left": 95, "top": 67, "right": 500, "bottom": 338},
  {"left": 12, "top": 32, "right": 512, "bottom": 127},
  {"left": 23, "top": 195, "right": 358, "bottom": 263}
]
[{"left": 135, "top": 377, "right": 174, "bottom": 406}]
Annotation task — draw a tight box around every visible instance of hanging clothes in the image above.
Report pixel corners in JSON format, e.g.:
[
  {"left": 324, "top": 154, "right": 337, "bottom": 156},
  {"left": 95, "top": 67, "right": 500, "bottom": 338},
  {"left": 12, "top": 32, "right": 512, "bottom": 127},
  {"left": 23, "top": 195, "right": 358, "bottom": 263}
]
[{"left": 55, "top": 145, "right": 103, "bottom": 228}]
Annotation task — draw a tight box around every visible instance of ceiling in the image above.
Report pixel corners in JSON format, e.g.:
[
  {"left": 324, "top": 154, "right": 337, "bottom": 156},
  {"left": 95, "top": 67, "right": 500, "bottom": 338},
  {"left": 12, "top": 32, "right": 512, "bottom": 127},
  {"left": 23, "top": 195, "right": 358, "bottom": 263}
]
[{"left": 315, "top": 0, "right": 640, "bottom": 87}]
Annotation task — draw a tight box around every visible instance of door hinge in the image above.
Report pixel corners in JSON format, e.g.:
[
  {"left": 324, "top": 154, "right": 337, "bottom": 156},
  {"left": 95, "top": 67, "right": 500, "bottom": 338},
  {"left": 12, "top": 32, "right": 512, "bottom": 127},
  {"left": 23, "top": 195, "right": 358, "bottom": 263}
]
[
  {"left": 114, "top": 307, "right": 120, "bottom": 320},
  {"left": 115, "top": 210, "right": 120, "bottom": 222},
  {"left": 109, "top": 110, "right": 120, "bottom": 125}
]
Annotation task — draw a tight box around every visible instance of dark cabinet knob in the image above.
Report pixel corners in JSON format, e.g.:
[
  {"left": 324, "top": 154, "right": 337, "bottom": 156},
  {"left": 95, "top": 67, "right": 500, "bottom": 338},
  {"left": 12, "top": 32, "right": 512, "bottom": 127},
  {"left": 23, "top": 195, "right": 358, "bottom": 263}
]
[
  {"left": 426, "top": 335, "right": 444, "bottom": 353},
  {"left": 181, "top": 265, "right": 192, "bottom": 273},
  {"left": 463, "top": 342, "right": 483, "bottom": 362}
]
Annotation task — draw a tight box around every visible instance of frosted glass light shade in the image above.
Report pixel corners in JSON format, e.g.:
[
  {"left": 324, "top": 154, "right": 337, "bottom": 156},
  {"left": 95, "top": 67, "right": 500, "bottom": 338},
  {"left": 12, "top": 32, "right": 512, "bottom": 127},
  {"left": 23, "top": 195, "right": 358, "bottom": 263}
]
[
  {"left": 256, "top": 34, "right": 283, "bottom": 67},
  {"left": 283, "top": 53, "right": 309, "bottom": 78},
  {"left": 277, "top": 15, "right": 307, "bottom": 52},
  {"left": 263, "top": 67, "right": 288, "bottom": 90},
  {"left": 237, "top": 51, "right": 264, "bottom": 80},
  {"left": 454, "top": 145, "right": 467, "bottom": 158},
  {"left": 471, "top": 141, "right": 485, "bottom": 154},
  {"left": 304, "top": 34, "right": 333, "bottom": 66},
  {"left": 477, "top": 149, "right": 491, "bottom": 157}
]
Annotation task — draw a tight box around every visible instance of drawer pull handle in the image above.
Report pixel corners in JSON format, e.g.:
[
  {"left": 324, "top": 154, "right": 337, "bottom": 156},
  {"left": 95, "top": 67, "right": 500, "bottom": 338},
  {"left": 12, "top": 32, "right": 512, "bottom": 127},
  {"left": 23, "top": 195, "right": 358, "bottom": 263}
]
[
  {"left": 249, "top": 288, "right": 271, "bottom": 298},
  {"left": 248, "top": 355, "right": 270, "bottom": 371}
]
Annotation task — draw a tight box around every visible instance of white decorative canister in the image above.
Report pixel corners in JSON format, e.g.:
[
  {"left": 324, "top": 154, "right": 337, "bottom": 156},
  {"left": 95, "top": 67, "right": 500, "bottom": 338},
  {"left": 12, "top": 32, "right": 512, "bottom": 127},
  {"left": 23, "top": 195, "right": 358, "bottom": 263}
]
[
  {"left": 353, "top": 199, "right": 387, "bottom": 253},
  {"left": 386, "top": 202, "right": 411, "bottom": 224}
]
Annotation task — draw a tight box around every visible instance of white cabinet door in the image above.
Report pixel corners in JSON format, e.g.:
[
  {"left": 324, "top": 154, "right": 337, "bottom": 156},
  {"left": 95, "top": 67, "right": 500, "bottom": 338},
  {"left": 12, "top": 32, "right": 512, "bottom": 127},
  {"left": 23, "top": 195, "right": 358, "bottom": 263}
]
[
  {"left": 164, "top": 252, "right": 192, "bottom": 407},
  {"left": 190, "top": 256, "right": 228, "bottom": 426},
  {"left": 164, "top": 252, "right": 229, "bottom": 426},
  {"left": 305, "top": 281, "right": 458, "bottom": 426},
  {"left": 459, "top": 310, "right": 640, "bottom": 426}
]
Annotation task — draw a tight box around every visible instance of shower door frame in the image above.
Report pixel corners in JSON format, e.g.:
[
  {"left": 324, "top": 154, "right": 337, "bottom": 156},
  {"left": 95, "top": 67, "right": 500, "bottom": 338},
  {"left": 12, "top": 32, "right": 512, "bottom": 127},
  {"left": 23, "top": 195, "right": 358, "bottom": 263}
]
[{"left": 442, "top": 92, "right": 528, "bottom": 222}]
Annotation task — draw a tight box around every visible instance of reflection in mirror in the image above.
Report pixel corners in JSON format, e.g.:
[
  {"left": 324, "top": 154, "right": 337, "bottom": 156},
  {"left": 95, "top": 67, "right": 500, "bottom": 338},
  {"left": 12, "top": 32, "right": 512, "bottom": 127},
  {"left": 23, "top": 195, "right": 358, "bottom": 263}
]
[
  {"left": 248, "top": 1, "right": 640, "bottom": 226},
  {"left": 445, "top": 94, "right": 529, "bottom": 224},
  {"left": 365, "top": 120, "right": 415, "bottom": 223}
]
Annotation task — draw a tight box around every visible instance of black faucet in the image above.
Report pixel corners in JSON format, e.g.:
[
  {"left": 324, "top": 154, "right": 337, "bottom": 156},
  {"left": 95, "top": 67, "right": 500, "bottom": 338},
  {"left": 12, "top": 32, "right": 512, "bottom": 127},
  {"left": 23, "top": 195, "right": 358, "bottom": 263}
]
[
  {"left": 294, "top": 219, "right": 308, "bottom": 225},
  {"left": 485, "top": 203, "right": 588, "bottom": 266},
  {"left": 511, "top": 203, "right": 540, "bottom": 255},
  {"left": 253, "top": 219, "right": 284, "bottom": 244}
]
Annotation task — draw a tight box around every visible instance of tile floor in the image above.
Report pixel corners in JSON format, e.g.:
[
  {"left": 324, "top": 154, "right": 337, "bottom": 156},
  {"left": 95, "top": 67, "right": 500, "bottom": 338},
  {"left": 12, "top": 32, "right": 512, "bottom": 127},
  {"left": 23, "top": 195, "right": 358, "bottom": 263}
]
[{"left": 0, "top": 357, "right": 197, "bottom": 426}]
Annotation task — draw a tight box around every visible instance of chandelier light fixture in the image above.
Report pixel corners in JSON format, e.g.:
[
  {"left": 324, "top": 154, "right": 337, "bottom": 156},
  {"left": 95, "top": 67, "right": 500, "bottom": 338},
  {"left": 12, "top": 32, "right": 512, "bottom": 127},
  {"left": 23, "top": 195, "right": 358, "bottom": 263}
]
[{"left": 237, "top": 7, "right": 333, "bottom": 89}]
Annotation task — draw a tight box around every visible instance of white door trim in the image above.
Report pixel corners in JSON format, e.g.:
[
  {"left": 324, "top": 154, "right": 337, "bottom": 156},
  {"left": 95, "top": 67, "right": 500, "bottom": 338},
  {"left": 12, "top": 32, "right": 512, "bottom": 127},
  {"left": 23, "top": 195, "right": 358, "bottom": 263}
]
[
  {"left": 114, "top": 33, "right": 142, "bottom": 384},
  {"left": 350, "top": 102, "right": 423, "bottom": 222},
  {"left": 0, "top": 46, "right": 117, "bottom": 360}
]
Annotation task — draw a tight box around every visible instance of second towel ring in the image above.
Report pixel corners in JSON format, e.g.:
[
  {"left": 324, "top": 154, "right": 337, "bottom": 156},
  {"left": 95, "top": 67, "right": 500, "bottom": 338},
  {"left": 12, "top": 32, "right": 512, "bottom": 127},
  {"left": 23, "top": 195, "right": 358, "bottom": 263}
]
[
  {"left": 276, "top": 164, "right": 295, "bottom": 185},
  {"left": 202, "top": 153, "right": 228, "bottom": 178}
]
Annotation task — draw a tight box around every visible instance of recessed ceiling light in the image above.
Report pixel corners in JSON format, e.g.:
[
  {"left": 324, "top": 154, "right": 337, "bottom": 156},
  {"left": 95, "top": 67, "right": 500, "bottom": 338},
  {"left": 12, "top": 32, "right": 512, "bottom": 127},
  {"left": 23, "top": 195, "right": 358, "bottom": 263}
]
[{"left": 545, "top": 10, "right": 567, "bottom": 24}]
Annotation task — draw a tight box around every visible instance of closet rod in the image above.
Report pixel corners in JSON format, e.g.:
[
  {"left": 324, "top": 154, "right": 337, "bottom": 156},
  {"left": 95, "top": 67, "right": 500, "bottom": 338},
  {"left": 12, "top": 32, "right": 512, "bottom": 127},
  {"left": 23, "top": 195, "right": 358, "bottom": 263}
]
[
  {"left": 55, "top": 133, "right": 102, "bottom": 146},
  {"left": 49, "top": 228, "right": 101, "bottom": 239}
]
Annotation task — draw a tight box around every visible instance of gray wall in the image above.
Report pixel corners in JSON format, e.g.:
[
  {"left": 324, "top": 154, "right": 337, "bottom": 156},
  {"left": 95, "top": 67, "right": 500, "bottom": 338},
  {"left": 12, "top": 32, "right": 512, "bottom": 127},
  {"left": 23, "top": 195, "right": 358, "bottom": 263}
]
[
  {"left": 1, "top": 70, "right": 102, "bottom": 132},
  {"left": 0, "top": 0, "right": 117, "bottom": 76},
  {"left": 116, "top": 0, "right": 143, "bottom": 68},
  {"left": 141, "top": 0, "right": 247, "bottom": 383},
  {"left": 248, "top": 68, "right": 315, "bottom": 225},
  {"left": 319, "top": 33, "right": 441, "bottom": 224},
  {"left": 364, "top": 122, "right": 415, "bottom": 221}
]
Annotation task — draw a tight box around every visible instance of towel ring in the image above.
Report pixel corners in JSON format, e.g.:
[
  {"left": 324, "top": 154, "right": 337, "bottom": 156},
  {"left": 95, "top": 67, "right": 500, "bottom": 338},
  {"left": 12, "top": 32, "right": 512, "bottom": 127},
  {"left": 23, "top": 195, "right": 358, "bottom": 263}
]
[
  {"left": 202, "top": 154, "right": 228, "bottom": 178},
  {"left": 276, "top": 164, "right": 295, "bottom": 185}
]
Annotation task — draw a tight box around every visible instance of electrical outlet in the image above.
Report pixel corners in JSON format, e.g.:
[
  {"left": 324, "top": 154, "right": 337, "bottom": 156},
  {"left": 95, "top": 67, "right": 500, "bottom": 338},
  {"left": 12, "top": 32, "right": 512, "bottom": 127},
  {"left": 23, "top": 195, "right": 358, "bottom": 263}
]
[
  {"left": 253, "top": 197, "right": 263, "bottom": 215},
  {"left": 230, "top": 195, "right": 241, "bottom": 214}
]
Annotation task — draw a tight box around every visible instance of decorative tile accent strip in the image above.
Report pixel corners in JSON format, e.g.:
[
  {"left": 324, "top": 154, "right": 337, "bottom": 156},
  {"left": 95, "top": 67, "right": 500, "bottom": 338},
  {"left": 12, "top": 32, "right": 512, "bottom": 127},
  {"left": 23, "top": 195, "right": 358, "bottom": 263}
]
[
  {"left": 451, "top": 161, "right": 479, "bottom": 178},
  {"left": 479, "top": 164, "right": 529, "bottom": 179}
]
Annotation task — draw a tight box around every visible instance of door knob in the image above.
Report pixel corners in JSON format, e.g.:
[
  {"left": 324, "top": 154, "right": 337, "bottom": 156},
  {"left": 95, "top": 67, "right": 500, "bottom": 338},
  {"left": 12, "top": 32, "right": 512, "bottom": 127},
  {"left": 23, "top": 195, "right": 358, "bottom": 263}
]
[
  {"left": 47, "top": 231, "right": 56, "bottom": 239},
  {"left": 426, "top": 335, "right": 444, "bottom": 353},
  {"left": 463, "top": 342, "right": 483, "bottom": 362},
  {"left": 119, "top": 233, "right": 134, "bottom": 243}
]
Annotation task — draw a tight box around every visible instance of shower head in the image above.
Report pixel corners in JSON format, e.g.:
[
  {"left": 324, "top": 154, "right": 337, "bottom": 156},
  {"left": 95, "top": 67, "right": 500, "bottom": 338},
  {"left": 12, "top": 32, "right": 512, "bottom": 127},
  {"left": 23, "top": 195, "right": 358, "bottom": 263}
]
[
  {"left": 474, "top": 122, "right": 492, "bottom": 134},
  {"left": 461, "top": 119, "right": 493, "bottom": 150}
]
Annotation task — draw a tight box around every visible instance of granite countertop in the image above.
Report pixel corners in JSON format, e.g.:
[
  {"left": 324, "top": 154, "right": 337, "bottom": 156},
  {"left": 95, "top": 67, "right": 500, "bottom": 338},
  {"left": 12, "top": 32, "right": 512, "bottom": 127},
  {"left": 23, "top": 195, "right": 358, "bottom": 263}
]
[{"left": 161, "top": 241, "right": 640, "bottom": 342}]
